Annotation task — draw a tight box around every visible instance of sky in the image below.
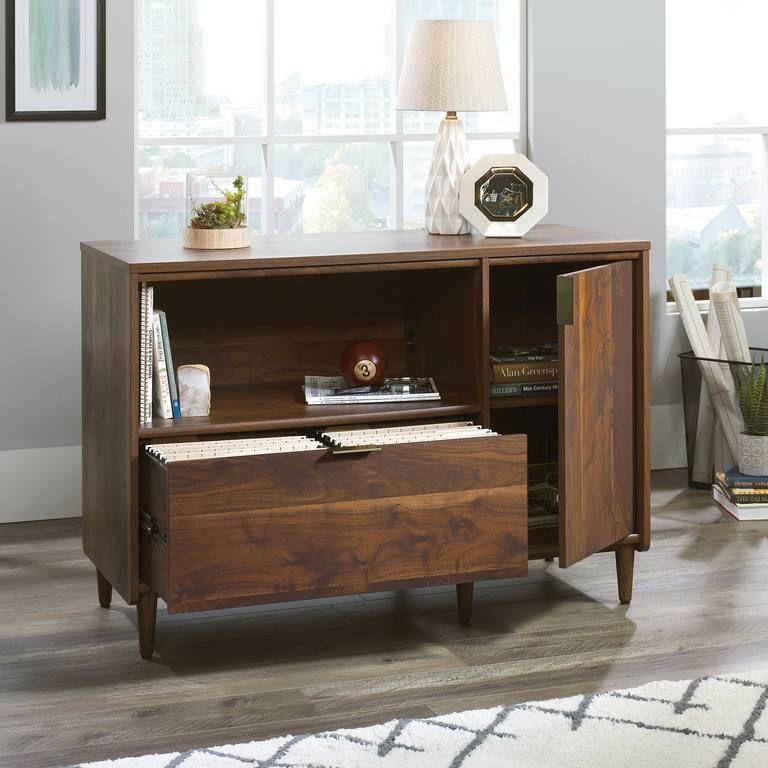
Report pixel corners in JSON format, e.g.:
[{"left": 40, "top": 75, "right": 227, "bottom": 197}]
[
  {"left": 197, "top": 0, "right": 394, "bottom": 104},
  {"left": 667, "top": 0, "right": 768, "bottom": 127}
]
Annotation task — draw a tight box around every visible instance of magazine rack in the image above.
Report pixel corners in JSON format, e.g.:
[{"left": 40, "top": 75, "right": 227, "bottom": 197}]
[{"left": 81, "top": 225, "right": 650, "bottom": 658}]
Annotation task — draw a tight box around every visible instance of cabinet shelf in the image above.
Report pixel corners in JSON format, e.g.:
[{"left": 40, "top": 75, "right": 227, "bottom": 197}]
[
  {"left": 138, "top": 384, "right": 481, "bottom": 439},
  {"left": 490, "top": 394, "right": 558, "bottom": 410}
]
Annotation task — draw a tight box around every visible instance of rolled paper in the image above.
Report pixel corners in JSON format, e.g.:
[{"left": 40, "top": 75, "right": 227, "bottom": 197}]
[
  {"left": 691, "top": 265, "right": 732, "bottom": 484},
  {"left": 710, "top": 280, "right": 751, "bottom": 364},
  {"left": 669, "top": 273, "right": 742, "bottom": 458}
]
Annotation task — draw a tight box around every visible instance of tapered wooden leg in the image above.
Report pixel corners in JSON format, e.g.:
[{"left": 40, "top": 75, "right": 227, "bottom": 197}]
[
  {"left": 456, "top": 582, "right": 474, "bottom": 625},
  {"left": 615, "top": 545, "right": 635, "bottom": 605},
  {"left": 96, "top": 569, "right": 112, "bottom": 609},
  {"left": 137, "top": 589, "right": 158, "bottom": 659}
]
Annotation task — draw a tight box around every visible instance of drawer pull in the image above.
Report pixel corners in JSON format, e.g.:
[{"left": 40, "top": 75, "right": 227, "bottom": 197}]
[
  {"left": 328, "top": 444, "right": 382, "bottom": 455},
  {"left": 140, "top": 510, "right": 168, "bottom": 546}
]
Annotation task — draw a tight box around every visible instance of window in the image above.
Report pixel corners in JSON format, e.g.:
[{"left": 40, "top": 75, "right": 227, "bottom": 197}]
[
  {"left": 136, "top": 0, "right": 525, "bottom": 237},
  {"left": 666, "top": 0, "right": 768, "bottom": 297}
]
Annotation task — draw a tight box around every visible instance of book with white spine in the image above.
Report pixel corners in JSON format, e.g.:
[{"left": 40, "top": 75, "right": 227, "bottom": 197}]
[
  {"left": 152, "top": 310, "right": 173, "bottom": 419},
  {"left": 139, "top": 284, "right": 147, "bottom": 423},
  {"left": 139, "top": 283, "right": 155, "bottom": 424}
]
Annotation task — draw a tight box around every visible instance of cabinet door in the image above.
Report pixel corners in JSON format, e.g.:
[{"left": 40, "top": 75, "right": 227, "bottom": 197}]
[{"left": 557, "top": 261, "right": 634, "bottom": 567}]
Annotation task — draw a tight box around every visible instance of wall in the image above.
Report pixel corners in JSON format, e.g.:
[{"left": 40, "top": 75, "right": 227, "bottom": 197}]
[
  {"left": 527, "top": 0, "right": 680, "bottom": 465},
  {"left": 0, "top": 4, "right": 134, "bottom": 522}
]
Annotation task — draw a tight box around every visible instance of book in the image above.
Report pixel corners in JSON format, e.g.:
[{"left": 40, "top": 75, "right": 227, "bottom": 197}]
[
  {"left": 715, "top": 475, "right": 768, "bottom": 505},
  {"left": 716, "top": 472, "right": 768, "bottom": 495},
  {"left": 490, "top": 381, "right": 559, "bottom": 397},
  {"left": 490, "top": 342, "right": 558, "bottom": 363},
  {"left": 139, "top": 284, "right": 147, "bottom": 424},
  {"left": 152, "top": 311, "right": 174, "bottom": 419},
  {"left": 491, "top": 361, "right": 558, "bottom": 384},
  {"left": 303, "top": 375, "right": 440, "bottom": 405},
  {"left": 139, "top": 283, "right": 154, "bottom": 424},
  {"left": 723, "top": 465, "right": 768, "bottom": 489},
  {"left": 157, "top": 310, "right": 181, "bottom": 418},
  {"left": 712, "top": 483, "right": 768, "bottom": 520}
]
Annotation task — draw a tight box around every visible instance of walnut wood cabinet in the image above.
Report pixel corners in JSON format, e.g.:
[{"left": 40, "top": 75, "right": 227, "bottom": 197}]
[{"left": 81, "top": 225, "right": 650, "bottom": 659}]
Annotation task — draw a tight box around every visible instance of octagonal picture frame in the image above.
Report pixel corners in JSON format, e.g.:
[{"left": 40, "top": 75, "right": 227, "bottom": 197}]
[{"left": 459, "top": 154, "right": 548, "bottom": 237}]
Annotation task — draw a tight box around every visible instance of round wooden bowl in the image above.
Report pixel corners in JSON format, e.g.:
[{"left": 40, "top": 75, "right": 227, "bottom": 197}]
[{"left": 183, "top": 227, "right": 251, "bottom": 250}]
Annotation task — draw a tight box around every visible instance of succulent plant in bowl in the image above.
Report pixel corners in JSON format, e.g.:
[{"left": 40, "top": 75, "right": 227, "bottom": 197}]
[{"left": 184, "top": 172, "right": 250, "bottom": 249}]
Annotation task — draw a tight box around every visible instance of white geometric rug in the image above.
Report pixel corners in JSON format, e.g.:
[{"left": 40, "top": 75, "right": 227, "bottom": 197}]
[{"left": 69, "top": 671, "right": 768, "bottom": 768}]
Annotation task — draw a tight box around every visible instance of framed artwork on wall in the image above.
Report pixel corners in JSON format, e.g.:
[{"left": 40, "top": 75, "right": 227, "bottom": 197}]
[{"left": 5, "top": 0, "right": 105, "bottom": 121}]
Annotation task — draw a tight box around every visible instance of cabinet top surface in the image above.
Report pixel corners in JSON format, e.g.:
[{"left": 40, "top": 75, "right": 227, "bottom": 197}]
[{"left": 82, "top": 224, "right": 650, "bottom": 274}]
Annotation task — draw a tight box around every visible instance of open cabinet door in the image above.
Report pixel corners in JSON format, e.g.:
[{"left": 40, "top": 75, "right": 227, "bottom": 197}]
[{"left": 557, "top": 261, "right": 635, "bottom": 567}]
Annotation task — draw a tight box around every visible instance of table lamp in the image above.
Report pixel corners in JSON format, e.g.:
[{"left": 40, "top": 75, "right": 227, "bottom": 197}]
[{"left": 396, "top": 20, "right": 507, "bottom": 235}]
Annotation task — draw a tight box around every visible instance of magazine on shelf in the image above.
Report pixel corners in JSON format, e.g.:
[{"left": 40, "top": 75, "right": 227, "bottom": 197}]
[{"left": 303, "top": 375, "right": 440, "bottom": 405}]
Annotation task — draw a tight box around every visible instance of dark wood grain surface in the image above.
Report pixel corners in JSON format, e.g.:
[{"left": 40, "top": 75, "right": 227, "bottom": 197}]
[
  {"left": 558, "top": 262, "right": 635, "bottom": 567},
  {"left": 81, "top": 228, "right": 650, "bottom": 655},
  {"left": 141, "top": 436, "right": 528, "bottom": 613},
  {"left": 82, "top": 225, "right": 650, "bottom": 273},
  {"left": 0, "top": 472, "right": 760, "bottom": 768},
  {"left": 81, "top": 251, "right": 136, "bottom": 603}
]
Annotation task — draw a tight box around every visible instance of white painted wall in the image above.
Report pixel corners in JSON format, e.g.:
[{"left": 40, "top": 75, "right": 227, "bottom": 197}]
[
  {"left": 527, "top": 0, "right": 683, "bottom": 467},
  {"left": 0, "top": 4, "right": 134, "bottom": 521}
]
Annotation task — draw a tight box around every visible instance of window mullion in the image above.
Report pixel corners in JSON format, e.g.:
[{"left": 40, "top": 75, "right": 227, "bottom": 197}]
[{"left": 265, "top": 0, "right": 275, "bottom": 233}]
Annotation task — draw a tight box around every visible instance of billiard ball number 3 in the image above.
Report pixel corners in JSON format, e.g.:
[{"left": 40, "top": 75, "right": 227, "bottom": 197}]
[{"left": 340, "top": 341, "right": 389, "bottom": 386}]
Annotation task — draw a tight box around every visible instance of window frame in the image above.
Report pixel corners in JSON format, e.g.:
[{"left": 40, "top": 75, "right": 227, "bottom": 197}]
[
  {"left": 666, "top": 126, "right": 768, "bottom": 311},
  {"left": 133, "top": 0, "right": 528, "bottom": 236}
]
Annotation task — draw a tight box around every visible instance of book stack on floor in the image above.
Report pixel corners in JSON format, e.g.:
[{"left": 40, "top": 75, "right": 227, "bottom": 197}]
[
  {"left": 490, "top": 342, "right": 558, "bottom": 398},
  {"left": 139, "top": 282, "right": 180, "bottom": 423},
  {"left": 713, "top": 466, "right": 768, "bottom": 520}
]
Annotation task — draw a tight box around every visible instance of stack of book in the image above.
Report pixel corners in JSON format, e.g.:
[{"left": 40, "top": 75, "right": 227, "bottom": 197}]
[
  {"left": 139, "top": 282, "right": 181, "bottom": 423},
  {"left": 490, "top": 343, "right": 558, "bottom": 398},
  {"left": 303, "top": 376, "right": 440, "bottom": 405},
  {"left": 713, "top": 466, "right": 768, "bottom": 520}
]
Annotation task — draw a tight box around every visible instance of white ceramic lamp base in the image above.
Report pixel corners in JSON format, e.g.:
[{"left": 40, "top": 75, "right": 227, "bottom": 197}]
[{"left": 425, "top": 116, "right": 471, "bottom": 235}]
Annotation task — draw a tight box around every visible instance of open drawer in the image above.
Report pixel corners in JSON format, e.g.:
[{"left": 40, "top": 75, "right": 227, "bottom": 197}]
[{"left": 139, "top": 432, "right": 528, "bottom": 614}]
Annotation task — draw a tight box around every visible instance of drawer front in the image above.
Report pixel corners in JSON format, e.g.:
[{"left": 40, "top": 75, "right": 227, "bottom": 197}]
[{"left": 141, "top": 434, "right": 527, "bottom": 613}]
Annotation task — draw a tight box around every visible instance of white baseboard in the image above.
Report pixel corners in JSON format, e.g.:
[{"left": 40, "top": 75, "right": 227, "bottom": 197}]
[
  {"left": 651, "top": 402, "right": 687, "bottom": 470},
  {"left": 0, "top": 445, "right": 81, "bottom": 523}
]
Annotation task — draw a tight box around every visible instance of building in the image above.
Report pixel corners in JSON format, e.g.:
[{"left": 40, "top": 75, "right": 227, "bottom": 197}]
[{"left": 138, "top": 0, "right": 204, "bottom": 120}]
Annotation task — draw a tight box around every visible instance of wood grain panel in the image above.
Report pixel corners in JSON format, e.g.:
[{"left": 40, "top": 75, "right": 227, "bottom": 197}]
[
  {"left": 138, "top": 385, "right": 480, "bottom": 438},
  {"left": 81, "top": 250, "right": 135, "bottom": 603},
  {"left": 169, "top": 486, "right": 527, "bottom": 613},
  {"left": 143, "top": 435, "right": 527, "bottom": 612},
  {"left": 635, "top": 250, "right": 651, "bottom": 550},
  {"left": 558, "top": 261, "right": 634, "bottom": 567},
  {"left": 163, "top": 435, "right": 526, "bottom": 517},
  {"left": 82, "top": 225, "right": 650, "bottom": 274}
]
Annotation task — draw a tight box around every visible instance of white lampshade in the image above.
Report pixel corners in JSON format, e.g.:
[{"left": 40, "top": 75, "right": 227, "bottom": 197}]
[{"left": 395, "top": 20, "right": 507, "bottom": 112}]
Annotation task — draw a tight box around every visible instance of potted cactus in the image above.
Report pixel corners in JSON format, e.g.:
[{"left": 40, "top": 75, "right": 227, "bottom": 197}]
[
  {"left": 183, "top": 172, "right": 250, "bottom": 249},
  {"left": 737, "top": 358, "right": 768, "bottom": 475}
]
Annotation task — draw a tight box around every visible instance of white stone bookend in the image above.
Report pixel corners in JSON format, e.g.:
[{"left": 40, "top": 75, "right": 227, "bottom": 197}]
[{"left": 178, "top": 364, "right": 211, "bottom": 417}]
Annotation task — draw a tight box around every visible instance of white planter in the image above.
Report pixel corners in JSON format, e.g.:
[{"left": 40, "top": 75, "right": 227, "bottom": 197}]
[{"left": 737, "top": 433, "right": 768, "bottom": 476}]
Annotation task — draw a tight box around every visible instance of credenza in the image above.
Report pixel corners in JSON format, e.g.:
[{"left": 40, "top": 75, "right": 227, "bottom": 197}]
[{"left": 81, "top": 225, "right": 650, "bottom": 658}]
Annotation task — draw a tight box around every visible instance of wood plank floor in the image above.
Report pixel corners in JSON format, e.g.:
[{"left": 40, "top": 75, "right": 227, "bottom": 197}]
[{"left": 4, "top": 469, "right": 768, "bottom": 768}]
